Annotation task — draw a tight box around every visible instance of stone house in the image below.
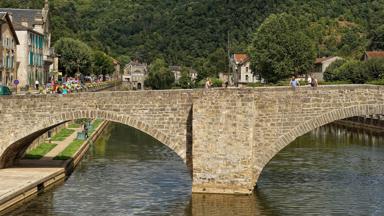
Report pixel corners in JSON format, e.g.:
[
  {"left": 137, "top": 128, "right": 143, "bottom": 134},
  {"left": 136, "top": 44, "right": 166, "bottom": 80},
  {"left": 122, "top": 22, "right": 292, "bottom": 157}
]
[
  {"left": 230, "top": 54, "right": 261, "bottom": 86},
  {"left": 169, "top": 65, "right": 198, "bottom": 83},
  {"left": 0, "top": 0, "right": 56, "bottom": 89},
  {"left": 313, "top": 56, "right": 342, "bottom": 81},
  {"left": 0, "top": 12, "right": 19, "bottom": 87},
  {"left": 122, "top": 60, "right": 147, "bottom": 90},
  {"left": 362, "top": 51, "right": 384, "bottom": 61}
]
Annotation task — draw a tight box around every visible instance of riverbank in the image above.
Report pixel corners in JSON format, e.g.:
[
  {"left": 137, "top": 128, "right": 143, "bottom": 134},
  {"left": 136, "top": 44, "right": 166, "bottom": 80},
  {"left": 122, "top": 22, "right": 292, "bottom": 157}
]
[
  {"left": 334, "top": 116, "right": 384, "bottom": 134},
  {"left": 0, "top": 120, "right": 109, "bottom": 215}
]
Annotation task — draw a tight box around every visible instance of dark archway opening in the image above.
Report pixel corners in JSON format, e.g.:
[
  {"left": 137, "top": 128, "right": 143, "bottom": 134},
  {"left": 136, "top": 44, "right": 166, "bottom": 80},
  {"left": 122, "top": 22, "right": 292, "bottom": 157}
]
[
  {"left": 256, "top": 121, "right": 384, "bottom": 215},
  {"left": 7, "top": 122, "right": 192, "bottom": 215}
]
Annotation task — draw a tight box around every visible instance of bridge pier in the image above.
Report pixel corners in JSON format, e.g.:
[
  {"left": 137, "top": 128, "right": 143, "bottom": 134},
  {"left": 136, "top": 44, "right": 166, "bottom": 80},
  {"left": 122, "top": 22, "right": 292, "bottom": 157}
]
[{"left": 191, "top": 90, "right": 257, "bottom": 194}]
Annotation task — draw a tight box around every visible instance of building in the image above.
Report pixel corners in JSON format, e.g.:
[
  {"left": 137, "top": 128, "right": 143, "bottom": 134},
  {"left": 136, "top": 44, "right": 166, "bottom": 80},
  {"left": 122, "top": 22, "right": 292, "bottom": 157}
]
[
  {"left": 230, "top": 54, "right": 260, "bottom": 86},
  {"left": 0, "top": 12, "right": 19, "bottom": 88},
  {"left": 170, "top": 66, "right": 182, "bottom": 83},
  {"left": 0, "top": 0, "right": 55, "bottom": 88},
  {"left": 169, "top": 65, "right": 198, "bottom": 83},
  {"left": 122, "top": 60, "right": 147, "bottom": 90},
  {"left": 313, "top": 56, "right": 343, "bottom": 81},
  {"left": 362, "top": 51, "right": 384, "bottom": 61}
]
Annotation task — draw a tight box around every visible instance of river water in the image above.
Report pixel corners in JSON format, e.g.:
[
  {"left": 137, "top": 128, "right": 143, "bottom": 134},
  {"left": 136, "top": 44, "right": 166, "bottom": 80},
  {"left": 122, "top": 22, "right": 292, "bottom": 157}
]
[{"left": 9, "top": 122, "right": 384, "bottom": 216}]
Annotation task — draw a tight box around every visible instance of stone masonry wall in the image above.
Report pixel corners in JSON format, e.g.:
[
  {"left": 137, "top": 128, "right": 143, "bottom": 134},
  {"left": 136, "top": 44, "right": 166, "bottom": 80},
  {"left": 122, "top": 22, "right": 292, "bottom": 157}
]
[
  {"left": 0, "top": 90, "right": 194, "bottom": 168},
  {"left": 192, "top": 85, "right": 384, "bottom": 194},
  {"left": 0, "top": 85, "right": 383, "bottom": 194}
]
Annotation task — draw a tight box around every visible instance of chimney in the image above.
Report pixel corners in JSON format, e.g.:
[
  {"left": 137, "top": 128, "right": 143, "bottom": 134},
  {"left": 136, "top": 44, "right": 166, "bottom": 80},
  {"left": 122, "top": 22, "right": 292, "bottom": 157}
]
[
  {"left": 21, "top": 18, "right": 28, "bottom": 27},
  {"left": 44, "top": 0, "right": 49, "bottom": 11}
]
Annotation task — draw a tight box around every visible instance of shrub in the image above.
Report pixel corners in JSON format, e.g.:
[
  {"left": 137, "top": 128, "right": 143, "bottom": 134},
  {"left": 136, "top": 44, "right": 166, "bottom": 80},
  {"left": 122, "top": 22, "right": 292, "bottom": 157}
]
[{"left": 324, "top": 59, "right": 347, "bottom": 81}]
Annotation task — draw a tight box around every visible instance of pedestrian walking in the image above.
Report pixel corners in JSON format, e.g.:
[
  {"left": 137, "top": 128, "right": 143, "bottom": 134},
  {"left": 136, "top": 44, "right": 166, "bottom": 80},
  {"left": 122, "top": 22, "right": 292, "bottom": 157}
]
[
  {"left": 83, "top": 123, "right": 89, "bottom": 138},
  {"left": 35, "top": 80, "right": 40, "bottom": 90},
  {"left": 290, "top": 76, "right": 300, "bottom": 90},
  {"left": 310, "top": 75, "right": 318, "bottom": 88},
  {"left": 205, "top": 78, "right": 212, "bottom": 89}
]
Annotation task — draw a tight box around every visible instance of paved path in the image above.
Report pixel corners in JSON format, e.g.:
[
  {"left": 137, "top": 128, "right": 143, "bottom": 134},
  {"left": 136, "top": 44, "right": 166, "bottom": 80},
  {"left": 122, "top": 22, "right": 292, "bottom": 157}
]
[
  {"left": 41, "top": 127, "right": 83, "bottom": 160},
  {"left": 0, "top": 167, "right": 63, "bottom": 204}
]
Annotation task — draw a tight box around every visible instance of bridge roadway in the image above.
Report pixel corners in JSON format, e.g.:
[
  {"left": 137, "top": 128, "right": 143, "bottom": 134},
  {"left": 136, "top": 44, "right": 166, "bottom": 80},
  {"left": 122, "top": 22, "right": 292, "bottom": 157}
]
[{"left": 0, "top": 85, "right": 383, "bottom": 194}]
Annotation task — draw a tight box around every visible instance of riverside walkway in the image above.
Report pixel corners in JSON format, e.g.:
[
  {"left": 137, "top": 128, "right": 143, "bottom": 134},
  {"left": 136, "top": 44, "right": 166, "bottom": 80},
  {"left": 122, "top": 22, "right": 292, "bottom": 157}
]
[{"left": 0, "top": 120, "right": 107, "bottom": 214}]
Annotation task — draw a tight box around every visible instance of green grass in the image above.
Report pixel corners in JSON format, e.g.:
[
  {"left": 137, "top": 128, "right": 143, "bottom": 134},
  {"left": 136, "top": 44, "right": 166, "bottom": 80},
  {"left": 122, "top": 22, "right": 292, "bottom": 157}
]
[
  {"left": 51, "top": 128, "right": 75, "bottom": 141},
  {"left": 53, "top": 140, "right": 84, "bottom": 160},
  {"left": 89, "top": 119, "right": 103, "bottom": 135},
  {"left": 367, "top": 79, "right": 384, "bottom": 85},
  {"left": 68, "top": 123, "right": 81, "bottom": 128},
  {"left": 24, "top": 143, "right": 57, "bottom": 159}
]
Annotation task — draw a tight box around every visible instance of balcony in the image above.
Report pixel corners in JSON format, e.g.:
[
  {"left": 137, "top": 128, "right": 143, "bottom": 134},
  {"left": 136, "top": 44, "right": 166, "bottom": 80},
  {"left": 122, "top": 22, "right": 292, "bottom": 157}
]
[{"left": 43, "top": 48, "right": 55, "bottom": 63}]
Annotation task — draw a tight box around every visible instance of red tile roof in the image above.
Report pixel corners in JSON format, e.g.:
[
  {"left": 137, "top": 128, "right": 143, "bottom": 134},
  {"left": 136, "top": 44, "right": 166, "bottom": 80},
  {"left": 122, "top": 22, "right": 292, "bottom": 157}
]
[
  {"left": 233, "top": 54, "right": 250, "bottom": 64},
  {"left": 365, "top": 51, "right": 384, "bottom": 59}
]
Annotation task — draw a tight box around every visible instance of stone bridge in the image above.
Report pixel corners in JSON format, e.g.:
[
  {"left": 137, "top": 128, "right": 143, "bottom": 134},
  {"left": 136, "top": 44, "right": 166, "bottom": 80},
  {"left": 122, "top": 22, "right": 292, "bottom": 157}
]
[{"left": 0, "top": 85, "right": 383, "bottom": 194}]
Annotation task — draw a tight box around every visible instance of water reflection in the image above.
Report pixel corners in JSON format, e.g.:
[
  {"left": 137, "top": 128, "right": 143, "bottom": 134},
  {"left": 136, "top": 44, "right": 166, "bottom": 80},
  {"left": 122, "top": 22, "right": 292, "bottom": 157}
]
[{"left": 8, "top": 122, "right": 384, "bottom": 216}]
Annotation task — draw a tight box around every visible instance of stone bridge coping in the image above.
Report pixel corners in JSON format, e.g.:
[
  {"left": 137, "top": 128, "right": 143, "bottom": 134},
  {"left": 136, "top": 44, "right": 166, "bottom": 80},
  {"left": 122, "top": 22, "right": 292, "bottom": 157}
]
[
  {"left": 2, "top": 84, "right": 382, "bottom": 100},
  {"left": 0, "top": 84, "right": 383, "bottom": 194}
]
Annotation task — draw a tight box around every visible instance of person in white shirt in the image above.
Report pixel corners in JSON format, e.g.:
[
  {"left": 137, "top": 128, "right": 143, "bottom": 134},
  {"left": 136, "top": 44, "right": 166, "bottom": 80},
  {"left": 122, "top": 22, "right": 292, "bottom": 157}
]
[{"left": 35, "top": 80, "right": 40, "bottom": 90}]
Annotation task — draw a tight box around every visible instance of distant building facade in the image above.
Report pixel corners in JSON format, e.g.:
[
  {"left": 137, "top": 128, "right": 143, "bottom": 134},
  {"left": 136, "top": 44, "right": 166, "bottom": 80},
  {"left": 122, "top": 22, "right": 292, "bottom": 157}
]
[
  {"left": 169, "top": 65, "right": 198, "bottom": 83},
  {"left": 362, "top": 51, "right": 384, "bottom": 61},
  {"left": 230, "top": 54, "right": 260, "bottom": 86},
  {"left": 313, "top": 56, "right": 343, "bottom": 81},
  {"left": 0, "top": 0, "right": 55, "bottom": 88},
  {"left": 0, "top": 12, "right": 19, "bottom": 87},
  {"left": 122, "top": 60, "right": 147, "bottom": 90}
]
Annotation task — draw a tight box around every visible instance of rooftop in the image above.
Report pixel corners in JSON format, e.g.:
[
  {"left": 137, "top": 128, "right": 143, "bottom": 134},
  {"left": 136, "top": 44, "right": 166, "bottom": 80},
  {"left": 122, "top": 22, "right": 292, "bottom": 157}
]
[
  {"left": 365, "top": 51, "right": 384, "bottom": 59},
  {"left": 233, "top": 54, "right": 250, "bottom": 65},
  {"left": 0, "top": 8, "right": 42, "bottom": 31}
]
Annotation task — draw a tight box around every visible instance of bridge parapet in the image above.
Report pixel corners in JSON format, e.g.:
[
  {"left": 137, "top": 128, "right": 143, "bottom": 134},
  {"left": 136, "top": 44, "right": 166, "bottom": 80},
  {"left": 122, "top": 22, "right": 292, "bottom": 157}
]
[{"left": 0, "top": 85, "right": 383, "bottom": 194}]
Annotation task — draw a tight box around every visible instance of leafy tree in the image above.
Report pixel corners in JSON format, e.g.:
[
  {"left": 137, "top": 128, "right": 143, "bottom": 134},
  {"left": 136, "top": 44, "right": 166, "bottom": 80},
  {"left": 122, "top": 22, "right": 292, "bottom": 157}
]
[
  {"left": 3, "top": 0, "right": 384, "bottom": 76},
  {"left": 365, "top": 58, "right": 384, "bottom": 79},
  {"left": 337, "top": 61, "right": 369, "bottom": 84},
  {"left": 178, "top": 67, "right": 193, "bottom": 89},
  {"left": 203, "top": 48, "right": 228, "bottom": 78},
  {"left": 249, "top": 13, "right": 316, "bottom": 83},
  {"left": 370, "top": 25, "right": 384, "bottom": 50},
  {"left": 324, "top": 59, "right": 347, "bottom": 81},
  {"left": 54, "top": 37, "right": 93, "bottom": 76},
  {"left": 145, "top": 58, "right": 175, "bottom": 89},
  {"left": 92, "top": 50, "right": 115, "bottom": 78}
]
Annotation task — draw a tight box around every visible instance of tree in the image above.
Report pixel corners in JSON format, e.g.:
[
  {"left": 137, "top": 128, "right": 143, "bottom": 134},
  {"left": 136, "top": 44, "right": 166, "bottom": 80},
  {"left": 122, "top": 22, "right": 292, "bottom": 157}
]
[
  {"left": 54, "top": 38, "right": 93, "bottom": 76},
  {"left": 178, "top": 67, "right": 192, "bottom": 89},
  {"left": 145, "top": 58, "right": 175, "bottom": 89},
  {"left": 203, "top": 48, "right": 227, "bottom": 78},
  {"left": 365, "top": 58, "right": 384, "bottom": 79},
  {"left": 370, "top": 25, "right": 384, "bottom": 50},
  {"left": 92, "top": 50, "right": 115, "bottom": 78},
  {"left": 249, "top": 13, "right": 316, "bottom": 83}
]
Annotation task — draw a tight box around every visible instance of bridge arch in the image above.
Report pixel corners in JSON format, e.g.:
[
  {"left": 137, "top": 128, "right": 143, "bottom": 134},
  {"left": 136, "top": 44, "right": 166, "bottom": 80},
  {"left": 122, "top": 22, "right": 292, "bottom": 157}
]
[
  {"left": 0, "top": 109, "right": 186, "bottom": 168},
  {"left": 254, "top": 103, "right": 384, "bottom": 186}
]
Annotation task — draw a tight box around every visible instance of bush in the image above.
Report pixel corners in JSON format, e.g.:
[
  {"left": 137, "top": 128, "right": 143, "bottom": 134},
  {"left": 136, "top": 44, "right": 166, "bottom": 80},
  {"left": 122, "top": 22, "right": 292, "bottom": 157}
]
[
  {"left": 197, "top": 77, "right": 223, "bottom": 88},
  {"left": 367, "top": 79, "right": 384, "bottom": 85},
  {"left": 365, "top": 58, "right": 384, "bottom": 79},
  {"left": 324, "top": 59, "right": 347, "bottom": 81},
  {"left": 318, "top": 80, "right": 352, "bottom": 85}
]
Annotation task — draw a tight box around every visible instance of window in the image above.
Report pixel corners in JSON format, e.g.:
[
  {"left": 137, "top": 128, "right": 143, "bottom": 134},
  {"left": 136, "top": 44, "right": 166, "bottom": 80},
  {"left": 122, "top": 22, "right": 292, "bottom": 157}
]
[
  {"left": 246, "top": 75, "right": 249, "bottom": 81},
  {"left": 246, "top": 67, "right": 249, "bottom": 73},
  {"left": 29, "top": 52, "right": 33, "bottom": 65}
]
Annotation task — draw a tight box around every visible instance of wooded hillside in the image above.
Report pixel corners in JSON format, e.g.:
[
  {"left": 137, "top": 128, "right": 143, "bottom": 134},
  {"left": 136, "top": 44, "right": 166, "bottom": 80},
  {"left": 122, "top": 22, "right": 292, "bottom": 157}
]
[{"left": 1, "top": 0, "right": 383, "bottom": 70}]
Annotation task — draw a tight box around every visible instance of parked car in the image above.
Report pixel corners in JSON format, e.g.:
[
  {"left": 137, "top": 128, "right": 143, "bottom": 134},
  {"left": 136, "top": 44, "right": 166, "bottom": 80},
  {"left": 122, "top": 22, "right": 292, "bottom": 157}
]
[{"left": 0, "top": 85, "right": 12, "bottom": 95}]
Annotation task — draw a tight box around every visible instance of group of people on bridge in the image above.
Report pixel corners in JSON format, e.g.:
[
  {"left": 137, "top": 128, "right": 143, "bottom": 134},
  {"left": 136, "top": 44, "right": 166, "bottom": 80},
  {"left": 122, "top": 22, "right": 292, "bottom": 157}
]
[{"left": 290, "top": 75, "right": 318, "bottom": 90}]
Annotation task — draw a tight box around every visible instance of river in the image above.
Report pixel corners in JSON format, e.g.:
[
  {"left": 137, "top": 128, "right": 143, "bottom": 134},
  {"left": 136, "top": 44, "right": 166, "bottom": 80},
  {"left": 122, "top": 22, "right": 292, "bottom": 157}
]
[{"left": 9, "top": 122, "right": 384, "bottom": 215}]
